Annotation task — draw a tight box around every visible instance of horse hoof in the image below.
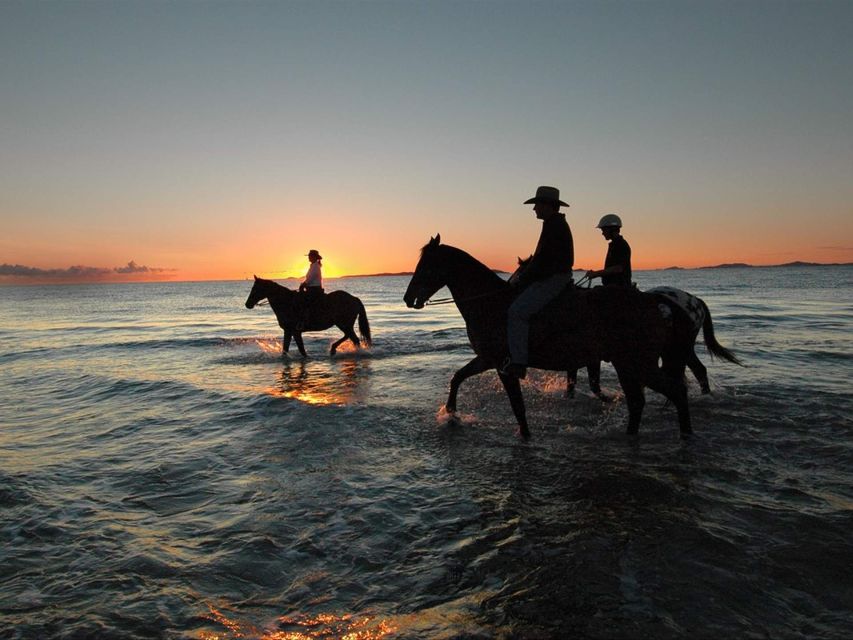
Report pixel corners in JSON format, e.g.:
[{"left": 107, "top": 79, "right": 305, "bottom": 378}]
[{"left": 516, "top": 427, "right": 531, "bottom": 440}]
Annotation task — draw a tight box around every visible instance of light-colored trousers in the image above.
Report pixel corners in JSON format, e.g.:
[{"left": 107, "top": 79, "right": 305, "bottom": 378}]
[{"left": 507, "top": 272, "right": 574, "bottom": 365}]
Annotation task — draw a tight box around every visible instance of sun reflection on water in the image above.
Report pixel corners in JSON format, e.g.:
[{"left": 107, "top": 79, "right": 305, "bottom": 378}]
[
  {"left": 198, "top": 605, "right": 397, "bottom": 640},
  {"left": 266, "top": 360, "right": 364, "bottom": 406}
]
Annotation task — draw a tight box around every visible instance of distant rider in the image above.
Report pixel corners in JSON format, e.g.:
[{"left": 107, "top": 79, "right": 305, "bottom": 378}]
[
  {"left": 502, "top": 186, "right": 574, "bottom": 379},
  {"left": 586, "top": 214, "right": 632, "bottom": 287},
  {"left": 297, "top": 249, "right": 323, "bottom": 330}
]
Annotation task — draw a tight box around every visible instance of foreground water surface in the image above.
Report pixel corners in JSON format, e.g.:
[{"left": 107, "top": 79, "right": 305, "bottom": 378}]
[{"left": 1, "top": 266, "right": 852, "bottom": 639}]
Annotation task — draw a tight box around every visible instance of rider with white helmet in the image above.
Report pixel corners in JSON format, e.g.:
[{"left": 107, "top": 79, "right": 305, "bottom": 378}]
[{"left": 586, "top": 214, "right": 632, "bottom": 287}]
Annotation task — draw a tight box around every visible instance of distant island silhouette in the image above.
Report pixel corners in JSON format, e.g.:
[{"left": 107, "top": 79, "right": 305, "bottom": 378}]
[{"left": 703, "top": 260, "right": 853, "bottom": 269}]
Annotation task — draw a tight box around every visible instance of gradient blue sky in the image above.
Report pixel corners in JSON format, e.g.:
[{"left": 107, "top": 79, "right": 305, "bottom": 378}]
[{"left": 2, "top": 0, "right": 852, "bottom": 282}]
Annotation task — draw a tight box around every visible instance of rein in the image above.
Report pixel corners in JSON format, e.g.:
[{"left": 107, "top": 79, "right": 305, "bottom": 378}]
[
  {"left": 425, "top": 290, "right": 503, "bottom": 306},
  {"left": 575, "top": 274, "right": 592, "bottom": 288}
]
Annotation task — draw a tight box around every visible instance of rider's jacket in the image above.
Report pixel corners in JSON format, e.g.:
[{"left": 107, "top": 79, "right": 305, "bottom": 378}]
[
  {"left": 603, "top": 235, "right": 632, "bottom": 287},
  {"left": 516, "top": 213, "right": 574, "bottom": 288}
]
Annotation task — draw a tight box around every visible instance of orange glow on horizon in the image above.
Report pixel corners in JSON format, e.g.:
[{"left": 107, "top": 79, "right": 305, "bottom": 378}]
[{"left": 4, "top": 199, "right": 851, "bottom": 285}]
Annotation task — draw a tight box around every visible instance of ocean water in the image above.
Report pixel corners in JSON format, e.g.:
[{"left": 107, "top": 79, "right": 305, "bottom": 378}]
[{"left": 1, "top": 266, "right": 851, "bottom": 639}]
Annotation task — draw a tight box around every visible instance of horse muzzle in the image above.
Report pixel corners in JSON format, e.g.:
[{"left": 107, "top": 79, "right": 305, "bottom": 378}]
[{"left": 403, "top": 293, "right": 425, "bottom": 309}]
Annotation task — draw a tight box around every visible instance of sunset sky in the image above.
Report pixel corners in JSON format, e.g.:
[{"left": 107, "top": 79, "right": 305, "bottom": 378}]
[{"left": 2, "top": 0, "right": 852, "bottom": 284}]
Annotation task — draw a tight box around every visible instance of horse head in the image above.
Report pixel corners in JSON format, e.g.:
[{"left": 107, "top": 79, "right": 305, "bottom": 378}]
[
  {"left": 404, "top": 234, "right": 448, "bottom": 309},
  {"left": 245, "top": 275, "right": 271, "bottom": 309},
  {"left": 508, "top": 254, "right": 533, "bottom": 287}
]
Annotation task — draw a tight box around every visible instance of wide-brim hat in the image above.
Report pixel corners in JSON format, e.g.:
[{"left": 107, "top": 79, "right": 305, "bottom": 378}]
[
  {"left": 523, "top": 185, "right": 569, "bottom": 207},
  {"left": 306, "top": 249, "right": 323, "bottom": 259}
]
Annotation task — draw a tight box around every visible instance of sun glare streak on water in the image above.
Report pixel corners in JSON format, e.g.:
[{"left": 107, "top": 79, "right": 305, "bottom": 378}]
[{"left": 197, "top": 604, "right": 397, "bottom": 640}]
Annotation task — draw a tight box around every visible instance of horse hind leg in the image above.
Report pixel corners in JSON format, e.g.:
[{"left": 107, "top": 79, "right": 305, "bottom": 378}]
[
  {"left": 645, "top": 370, "right": 692, "bottom": 436},
  {"left": 687, "top": 349, "right": 710, "bottom": 393},
  {"left": 330, "top": 324, "right": 360, "bottom": 356},
  {"left": 330, "top": 335, "right": 347, "bottom": 355}
]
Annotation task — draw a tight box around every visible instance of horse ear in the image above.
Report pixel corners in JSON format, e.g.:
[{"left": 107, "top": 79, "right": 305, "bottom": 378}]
[
  {"left": 431, "top": 233, "right": 441, "bottom": 246},
  {"left": 254, "top": 274, "right": 258, "bottom": 280},
  {"left": 517, "top": 256, "right": 522, "bottom": 264}
]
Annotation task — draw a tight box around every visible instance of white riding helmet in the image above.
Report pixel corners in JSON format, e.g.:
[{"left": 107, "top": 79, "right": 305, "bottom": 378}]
[{"left": 596, "top": 213, "right": 622, "bottom": 229}]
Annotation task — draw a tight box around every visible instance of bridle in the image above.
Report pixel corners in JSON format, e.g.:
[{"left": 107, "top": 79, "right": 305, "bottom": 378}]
[{"left": 424, "top": 290, "right": 503, "bottom": 306}]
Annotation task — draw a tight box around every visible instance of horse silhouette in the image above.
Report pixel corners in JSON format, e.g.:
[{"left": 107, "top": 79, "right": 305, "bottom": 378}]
[
  {"left": 404, "top": 235, "right": 722, "bottom": 438},
  {"left": 512, "top": 257, "right": 742, "bottom": 396},
  {"left": 568, "top": 285, "right": 742, "bottom": 395},
  {"left": 245, "top": 276, "right": 371, "bottom": 357}
]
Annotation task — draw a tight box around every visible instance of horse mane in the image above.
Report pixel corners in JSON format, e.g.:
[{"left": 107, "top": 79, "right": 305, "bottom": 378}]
[
  {"left": 421, "top": 242, "right": 508, "bottom": 288},
  {"left": 255, "top": 277, "right": 295, "bottom": 297}
]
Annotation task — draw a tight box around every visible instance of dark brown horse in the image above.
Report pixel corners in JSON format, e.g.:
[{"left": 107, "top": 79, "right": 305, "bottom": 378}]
[
  {"left": 245, "top": 276, "right": 371, "bottom": 357},
  {"left": 403, "top": 235, "right": 700, "bottom": 439}
]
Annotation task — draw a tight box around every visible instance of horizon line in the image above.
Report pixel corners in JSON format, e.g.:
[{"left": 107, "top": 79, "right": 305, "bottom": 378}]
[{"left": 1, "top": 260, "right": 851, "bottom": 287}]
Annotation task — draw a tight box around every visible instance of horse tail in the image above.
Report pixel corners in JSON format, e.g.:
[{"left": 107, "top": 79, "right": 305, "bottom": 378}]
[
  {"left": 357, "top": 300, "right": 372, "bottom": 346},
  {"left": 700, "top": 299, "right": 743, "bottom": 366}
]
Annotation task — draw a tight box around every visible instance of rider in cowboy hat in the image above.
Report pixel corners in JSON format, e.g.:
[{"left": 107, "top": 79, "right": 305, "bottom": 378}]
[{"left": 502, "top": 186, "right": 574, "bottom": 379}]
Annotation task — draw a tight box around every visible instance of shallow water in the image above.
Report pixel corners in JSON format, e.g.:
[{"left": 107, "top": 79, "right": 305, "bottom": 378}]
[{"left": 1, "top": 266, "right": 852, "bottom": 639}]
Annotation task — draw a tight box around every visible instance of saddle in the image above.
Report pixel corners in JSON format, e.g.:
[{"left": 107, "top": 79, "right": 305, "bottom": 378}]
[
  {"left": 530, "top": 284, "right": 646, "bottom": 332},
  {"left": 526, "top": 285, "right": 664, "bottom": 362}
]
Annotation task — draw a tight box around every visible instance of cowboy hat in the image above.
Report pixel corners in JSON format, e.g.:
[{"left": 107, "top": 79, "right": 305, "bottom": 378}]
[
  {"left": 306, "top": 249, "right": 323, "bottom": 259},
  {"left": 523, "top": 185, "right": 569, "bottom": 207}
]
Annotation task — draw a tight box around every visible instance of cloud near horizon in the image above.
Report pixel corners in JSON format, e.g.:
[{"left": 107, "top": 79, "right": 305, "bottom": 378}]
[{"left": 0, "top": 260, "right": 175, "bottom": 279}]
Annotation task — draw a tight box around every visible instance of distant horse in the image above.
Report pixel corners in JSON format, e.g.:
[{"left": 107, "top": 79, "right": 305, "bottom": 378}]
[
  {"left": 404, "top": 235, "right": 722, "bottom": 438},
  {"left": 245, "top": 276, "right": 371, "bottom": 357}
]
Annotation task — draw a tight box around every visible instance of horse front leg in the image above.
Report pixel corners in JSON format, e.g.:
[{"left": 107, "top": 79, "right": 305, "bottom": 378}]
[
  {"left": 497, "top": 371, "right": 530, "bottom": 439},
  {"left": 615, "top": 365, "right": 645, "bottom": 435},
  {"left": 293, "top": 332, "right": 308, "bottom": 358},
  {"left": 566, "top": 369, "right": 577, "bottom": 397},
  {"left": 587, "top": 360, "right": 602, "bottom": 395},
  {"left": 446, "top": 356, "right": 490, "bottom": 413},
  {"left": 282, "top": 329, "right": 293, "bottom": 355}
]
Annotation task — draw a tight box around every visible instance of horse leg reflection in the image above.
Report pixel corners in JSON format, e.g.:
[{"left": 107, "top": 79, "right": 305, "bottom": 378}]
[
  {"left": 293, "top": 332, "right": 307, "bottom": 357},
  {"left": 497, "top": 371, "right": 530, "bottom": 439},
  {"left": 446, "top": 356, "right": 490, "bottom": 414}
]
